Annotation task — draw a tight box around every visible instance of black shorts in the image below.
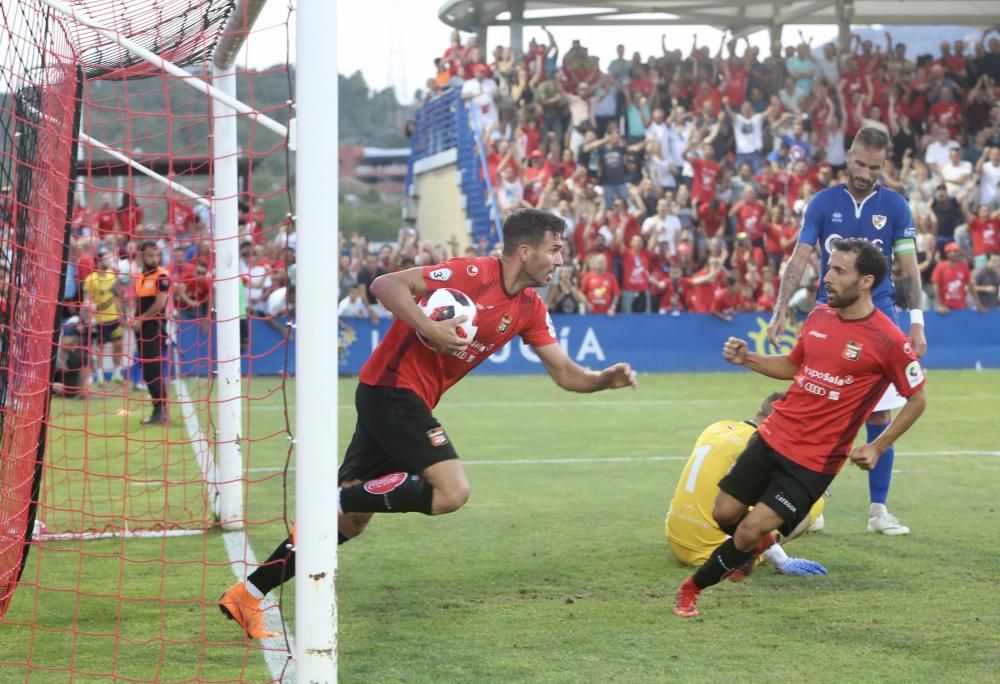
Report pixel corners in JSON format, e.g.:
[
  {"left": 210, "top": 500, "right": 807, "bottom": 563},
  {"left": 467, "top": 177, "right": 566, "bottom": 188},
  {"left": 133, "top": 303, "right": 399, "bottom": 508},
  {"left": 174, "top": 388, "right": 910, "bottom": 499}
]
[
  {"left": 718, "top": 433, "right": 834, "bottom": 537},
  {"left": 89, "top": 321, "right": 123, "bottom": 344},
  {"left": 338, "top": 383, "right": 459, "bottom": 485}
]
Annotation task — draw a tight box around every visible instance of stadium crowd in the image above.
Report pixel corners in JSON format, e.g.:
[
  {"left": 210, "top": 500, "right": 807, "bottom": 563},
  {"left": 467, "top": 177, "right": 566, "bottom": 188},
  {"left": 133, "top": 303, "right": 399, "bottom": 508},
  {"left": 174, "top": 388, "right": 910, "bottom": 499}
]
[
  {"left": 39, "top": 190, "right": 297, "bottom": 397},
  {"left": 400, "top": 26, "right": 1000, "bottom": 316}
]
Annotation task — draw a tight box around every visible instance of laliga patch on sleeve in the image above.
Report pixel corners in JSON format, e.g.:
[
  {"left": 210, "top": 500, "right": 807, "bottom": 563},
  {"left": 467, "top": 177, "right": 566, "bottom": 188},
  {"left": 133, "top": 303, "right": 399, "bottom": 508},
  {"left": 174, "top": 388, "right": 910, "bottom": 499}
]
[
  {"left": 429, "top": 267, "right": 452, "bottom": 282},
  {"left": 905, "top": 360, "right": 924, "bottom": 388}
]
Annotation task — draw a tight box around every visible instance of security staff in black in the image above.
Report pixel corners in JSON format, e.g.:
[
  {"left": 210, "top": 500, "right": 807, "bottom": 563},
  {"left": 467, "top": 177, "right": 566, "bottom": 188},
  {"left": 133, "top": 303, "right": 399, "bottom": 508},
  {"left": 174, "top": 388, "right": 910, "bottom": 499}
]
[{"left": 133, "top": 240, "right": 171, "bottom": 425}]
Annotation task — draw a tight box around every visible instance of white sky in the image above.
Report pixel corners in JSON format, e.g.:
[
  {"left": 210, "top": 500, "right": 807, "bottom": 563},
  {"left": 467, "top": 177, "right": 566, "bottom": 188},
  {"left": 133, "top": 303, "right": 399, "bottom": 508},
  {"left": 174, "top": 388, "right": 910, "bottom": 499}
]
[{"left": 243, "top": 0, "right": 842, "bottom": 104}]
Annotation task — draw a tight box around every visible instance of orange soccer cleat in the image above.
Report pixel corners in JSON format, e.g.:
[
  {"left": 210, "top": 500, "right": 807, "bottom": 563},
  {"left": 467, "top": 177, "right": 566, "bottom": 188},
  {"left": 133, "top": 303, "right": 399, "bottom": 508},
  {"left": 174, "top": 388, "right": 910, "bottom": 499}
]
[
  {"left": 672, "top": 577, "right": 702, "bottom": 618},
  {"left": 219, "top": 582, "right": 277, "bottom": 640}
]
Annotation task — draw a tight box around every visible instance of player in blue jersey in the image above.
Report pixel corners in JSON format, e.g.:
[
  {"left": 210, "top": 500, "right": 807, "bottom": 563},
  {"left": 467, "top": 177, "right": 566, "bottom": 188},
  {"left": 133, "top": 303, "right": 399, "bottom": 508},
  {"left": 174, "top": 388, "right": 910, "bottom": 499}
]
[{"left": 767, "top": 127, "right": 927, "bottom": 536}]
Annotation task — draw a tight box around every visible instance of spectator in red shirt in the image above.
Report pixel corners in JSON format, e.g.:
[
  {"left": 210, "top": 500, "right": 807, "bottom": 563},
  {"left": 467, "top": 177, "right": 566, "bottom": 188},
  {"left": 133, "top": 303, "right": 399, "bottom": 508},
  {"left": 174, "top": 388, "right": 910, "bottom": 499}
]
[
  {"left": 580, "top": 253, "right": 620, "bottom": 315},
  {"left": 729, "top": 232, "right": 765, "bottom": 284},
  {"left": 486, "top": 139, "right": 520, "bottom": 186},
  {"left": 617, "top": 234, "right": 651, "bottom": 313},
  {"left": 729, "top": 186, "right": 767, "bottom": 248},
  {"left": 692, "top": 80, "right": 722, "bottom": 119},
  {"left": 685, "top": 255, "right": 726, "bottom": 313},
  {"left": 928, "top": 86, "right": 963, "bottom": 139},
  {"left": 168, "top": 199, "right": 197, "bottom": 240},
  {"left": 756, "top": 279, "right": 777, "bottom": 312},
  {"left": 176, "top": 259, "right": 212, "bottom": 326},
  {"left": 932, "top": 242, "right": 982, "bottom": 312},
  {"left": 699, "top": 197, "right": 729, "bottom": 240},
  {"left": 711, "top": 275, "right": 749, "bottom": 322},
  {"left": 522, "top": 150, "right": 552, "bottom": 206},
  {"left": 686, "top": 142, "right": 721, "bottom": 211},
  {"left": 762, "top": 204, "right": 789, "bottom": 270},
  {"left": 94, "top": 194, "right": 116, "bottom": 237},
  {"left": 962, "top": 203, "right": 1000, "bottom": 268},
  {"left": 70, "top": 198, "right": 93, "bottom": 238},
  {"left": 116, "top": 191, "right": 144, "bottom": 240},
  {"left": 647, "top": 240, "right": 676, "bottom": 314}
]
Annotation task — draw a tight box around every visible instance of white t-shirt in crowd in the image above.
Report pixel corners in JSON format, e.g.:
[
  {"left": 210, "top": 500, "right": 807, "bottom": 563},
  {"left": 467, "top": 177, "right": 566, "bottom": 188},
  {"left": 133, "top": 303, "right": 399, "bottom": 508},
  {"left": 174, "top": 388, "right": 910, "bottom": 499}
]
[
  {"left": 979, "top": 160, "right": 1000, "bottom": 206},
  {"left": 337, "top": 294, "right": 370, "bottom": 319},
  {"left": 924, "top": 140, "right": 960, "bottom": 170},
  {"left": 733, "top": 112, "right": 766, "bottom": 154},
  {"left": 941, "top": 159, "right": 973, "bottom": 196},
  {"left": 461, "top": 77, "right": 498, "bottom": 128}
]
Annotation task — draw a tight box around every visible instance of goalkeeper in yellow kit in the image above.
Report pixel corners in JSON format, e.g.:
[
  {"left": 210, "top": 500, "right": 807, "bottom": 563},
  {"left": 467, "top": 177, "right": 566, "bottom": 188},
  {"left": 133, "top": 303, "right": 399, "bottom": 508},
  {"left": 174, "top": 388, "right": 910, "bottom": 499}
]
[{"left": 665, "top": 393, "right": 827, "bottom": 577}]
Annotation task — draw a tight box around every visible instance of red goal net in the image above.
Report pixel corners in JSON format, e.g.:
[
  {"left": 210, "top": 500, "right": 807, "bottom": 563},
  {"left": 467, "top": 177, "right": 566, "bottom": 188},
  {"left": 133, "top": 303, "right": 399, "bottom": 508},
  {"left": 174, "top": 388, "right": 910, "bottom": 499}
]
[{"left": 0, "top": 2, "right": 297, "bottom": 681}]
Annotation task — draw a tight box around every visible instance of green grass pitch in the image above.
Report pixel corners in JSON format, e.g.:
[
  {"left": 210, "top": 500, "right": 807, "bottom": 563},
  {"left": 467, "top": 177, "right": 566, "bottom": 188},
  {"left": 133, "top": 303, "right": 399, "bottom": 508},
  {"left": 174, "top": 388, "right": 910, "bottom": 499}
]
[{"left": 1, "top": 371, "right": 998, "bottom": 682}]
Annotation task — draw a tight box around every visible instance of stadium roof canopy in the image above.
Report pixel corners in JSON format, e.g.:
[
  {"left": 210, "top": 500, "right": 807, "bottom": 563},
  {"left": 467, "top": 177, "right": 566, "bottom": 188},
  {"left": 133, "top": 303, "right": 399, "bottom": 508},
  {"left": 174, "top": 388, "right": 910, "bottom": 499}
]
[{"left": 438, "top": 0, "right": 999, "bottom": 50}]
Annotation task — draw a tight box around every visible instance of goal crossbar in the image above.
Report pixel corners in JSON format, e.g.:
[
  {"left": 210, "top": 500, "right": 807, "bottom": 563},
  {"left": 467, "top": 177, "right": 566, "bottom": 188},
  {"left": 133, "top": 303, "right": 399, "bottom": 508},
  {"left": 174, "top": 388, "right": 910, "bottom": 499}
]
[
  {"left": 78, "top": 131, "right": 211, "bottom": 206},
  {"left": 38, "top": 0, "right": 290, "bottom": 139},
  {"left": 23, "top": 99, "right": 211, "bottom": 207}
]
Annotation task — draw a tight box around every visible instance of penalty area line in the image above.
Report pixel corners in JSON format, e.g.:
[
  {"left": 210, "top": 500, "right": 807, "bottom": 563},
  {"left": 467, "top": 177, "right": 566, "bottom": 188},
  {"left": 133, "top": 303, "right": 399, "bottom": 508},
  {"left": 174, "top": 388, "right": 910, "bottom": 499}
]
[{"left": 246, "top": 449, "right": 1000, "bottom": 473}]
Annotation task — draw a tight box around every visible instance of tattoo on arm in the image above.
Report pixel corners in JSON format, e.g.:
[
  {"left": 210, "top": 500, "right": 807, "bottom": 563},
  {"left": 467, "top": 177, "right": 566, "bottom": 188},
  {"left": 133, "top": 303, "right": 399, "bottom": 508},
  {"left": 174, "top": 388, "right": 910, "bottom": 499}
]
[
  {"left": 897, "top": 275, "right": 918, "bottom": 310},
  {"left": 897, "top": 255, "right": 924, "bottom": 311},
  {"left": 775, "top": 251, "right": 808, "bottom": 310}
]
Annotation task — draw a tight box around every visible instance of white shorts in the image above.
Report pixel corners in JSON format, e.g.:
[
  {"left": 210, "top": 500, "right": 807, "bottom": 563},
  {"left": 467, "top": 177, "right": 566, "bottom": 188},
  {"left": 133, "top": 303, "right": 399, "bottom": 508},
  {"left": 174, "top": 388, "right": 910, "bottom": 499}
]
[{"left": 874, "top": 382, "right": 907, "bottom": 412}]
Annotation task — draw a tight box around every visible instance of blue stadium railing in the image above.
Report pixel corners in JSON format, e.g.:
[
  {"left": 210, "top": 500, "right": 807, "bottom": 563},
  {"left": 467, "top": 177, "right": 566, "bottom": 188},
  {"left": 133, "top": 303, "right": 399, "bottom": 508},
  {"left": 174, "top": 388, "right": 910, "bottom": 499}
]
[{"left": 406, "top": 87, "right": 501, "bottom": 247}]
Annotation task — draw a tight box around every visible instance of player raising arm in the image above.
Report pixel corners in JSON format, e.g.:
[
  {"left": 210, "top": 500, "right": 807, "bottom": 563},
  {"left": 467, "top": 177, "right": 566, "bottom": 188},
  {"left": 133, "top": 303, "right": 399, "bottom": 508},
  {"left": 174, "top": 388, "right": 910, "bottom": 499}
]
[
  {"left": 673, "top": 239, "right": 926, "bottom": 618},
  {"left": 767, "top": 127, "right": 926, "bottom": 535},
  {"left": 220, "top": 208, "right": 637, "bottom": 639}
]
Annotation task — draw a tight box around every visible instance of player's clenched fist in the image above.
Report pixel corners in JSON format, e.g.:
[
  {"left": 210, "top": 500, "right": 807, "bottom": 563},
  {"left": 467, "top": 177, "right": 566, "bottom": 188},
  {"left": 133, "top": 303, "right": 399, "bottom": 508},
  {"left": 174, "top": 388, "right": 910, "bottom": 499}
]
[{"left": 722, "top": 337, "right": 748, "bottom": 365}]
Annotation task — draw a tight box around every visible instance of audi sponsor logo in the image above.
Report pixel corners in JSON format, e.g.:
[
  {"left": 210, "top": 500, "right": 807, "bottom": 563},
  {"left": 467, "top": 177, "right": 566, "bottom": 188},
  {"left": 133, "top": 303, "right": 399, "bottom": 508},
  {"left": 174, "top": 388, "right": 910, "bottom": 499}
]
[{"left": 802, "top": 381, "right": 827, "bottom": 396}]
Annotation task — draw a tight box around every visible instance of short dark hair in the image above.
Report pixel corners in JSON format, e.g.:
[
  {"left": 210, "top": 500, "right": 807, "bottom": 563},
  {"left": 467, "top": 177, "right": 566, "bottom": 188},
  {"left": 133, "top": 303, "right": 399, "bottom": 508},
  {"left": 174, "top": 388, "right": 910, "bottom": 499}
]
[
  {"left": 830, "top": 238, "right": 888, "bottom": 288},
  {"left": 756, "top": 392, "right": 785, "bottom": 421},
  {"left": 501, "top": 208, "right": 564, "bottom": 255},
  {"left": 137, "top": 239, "right": 158, "bottom": 252},
  {"left": 852, "top": 126, "right": 890, "bottom": 152}
]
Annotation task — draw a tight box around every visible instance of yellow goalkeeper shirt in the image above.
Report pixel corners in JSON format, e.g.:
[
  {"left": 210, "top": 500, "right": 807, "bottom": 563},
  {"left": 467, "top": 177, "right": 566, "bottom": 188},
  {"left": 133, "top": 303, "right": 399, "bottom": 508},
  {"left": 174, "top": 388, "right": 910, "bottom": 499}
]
[
  {"left": 665, "top": 420, "right": 756, "bottom": 555},
  {"left": 83, "top": 271, "right": 121, "bottom": 323}
]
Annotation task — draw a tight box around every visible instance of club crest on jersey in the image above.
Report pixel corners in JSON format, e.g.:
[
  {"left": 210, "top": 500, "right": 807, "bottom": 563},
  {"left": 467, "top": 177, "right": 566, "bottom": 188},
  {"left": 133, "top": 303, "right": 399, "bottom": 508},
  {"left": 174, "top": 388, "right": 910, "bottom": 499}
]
[
  {"left": 843, "top": 340, "right": 863, "bottom": 361},
  {"left": 872, "top": 214, "right": 887, "bottom": 230},
  {"left": 426, "top": 427, "right": 449, "bottom": 447},
  {"left": 497, "top": 313, "right": 512, "bottom": 334},
  {"left": 467, "top": 264, "right": 479, "bottom": 277}
]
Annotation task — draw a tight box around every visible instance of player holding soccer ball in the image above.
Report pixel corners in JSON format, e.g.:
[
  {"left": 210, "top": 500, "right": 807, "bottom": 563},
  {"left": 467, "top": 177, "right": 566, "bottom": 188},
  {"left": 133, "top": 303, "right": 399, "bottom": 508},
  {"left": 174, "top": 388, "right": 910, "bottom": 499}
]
[
  {"left": 221, "top": 208, "right": 637, "bottom": 639},
  {"left": 673, "top": 239, "right": 926, "bottom": 618},
  {"left": 768, "top": 127, "right": 927, "bottom": 536}
]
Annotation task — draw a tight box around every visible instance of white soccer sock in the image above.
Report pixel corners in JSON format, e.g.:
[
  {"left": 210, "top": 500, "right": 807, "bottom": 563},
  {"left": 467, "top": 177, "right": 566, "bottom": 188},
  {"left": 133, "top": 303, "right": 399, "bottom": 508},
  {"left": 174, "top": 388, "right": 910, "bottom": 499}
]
[
  {"left": 870, "top": 503, "right": 888, "bottom": 517},
  {"left": 244, "top": 580, "right": 265, "bottom": 599},
  {"left": 762, "top": 543, "right": 790, "bottom": 570}
]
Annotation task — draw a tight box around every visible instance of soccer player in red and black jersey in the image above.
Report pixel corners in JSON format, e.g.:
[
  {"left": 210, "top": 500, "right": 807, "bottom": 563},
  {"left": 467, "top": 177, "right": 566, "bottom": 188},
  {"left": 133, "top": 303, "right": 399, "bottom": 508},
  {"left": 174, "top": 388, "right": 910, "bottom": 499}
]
[
  {"left": 673, "top": 239, "right": 927, "bottom": 618},
  {"left": 220, "top": 208, "right": 638, "bottom": 639}
]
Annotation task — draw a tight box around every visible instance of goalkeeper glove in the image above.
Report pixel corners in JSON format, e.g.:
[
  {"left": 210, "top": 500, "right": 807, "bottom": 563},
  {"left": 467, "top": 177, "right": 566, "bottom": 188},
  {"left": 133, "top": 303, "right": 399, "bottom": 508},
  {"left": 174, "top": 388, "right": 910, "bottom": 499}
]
[{"left": 777, "top": 557, "right": 828, "bottom": 576}]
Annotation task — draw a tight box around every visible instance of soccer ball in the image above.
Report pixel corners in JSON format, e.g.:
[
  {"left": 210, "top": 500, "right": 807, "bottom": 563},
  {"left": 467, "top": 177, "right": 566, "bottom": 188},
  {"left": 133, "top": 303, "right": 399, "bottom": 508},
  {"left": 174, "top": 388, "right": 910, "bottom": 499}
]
[{"left": 417, "top": 288, "right": 479, "bottom": 351}]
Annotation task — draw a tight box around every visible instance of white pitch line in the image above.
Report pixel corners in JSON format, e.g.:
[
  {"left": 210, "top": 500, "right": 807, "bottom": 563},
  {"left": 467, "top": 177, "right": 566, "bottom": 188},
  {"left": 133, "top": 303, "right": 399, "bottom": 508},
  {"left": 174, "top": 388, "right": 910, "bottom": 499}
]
[
  {"left": 246, "top": 393, "right": 997, "bottom": 412},
  {"left": 168, "top": 335, "right": 294, "bottom": 682},
  {"left": 222, "top": 531, "right": 296, "bottom": 679},
  {"left": 246, "top": 449, "right": 1000, "bottom": 473}
]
